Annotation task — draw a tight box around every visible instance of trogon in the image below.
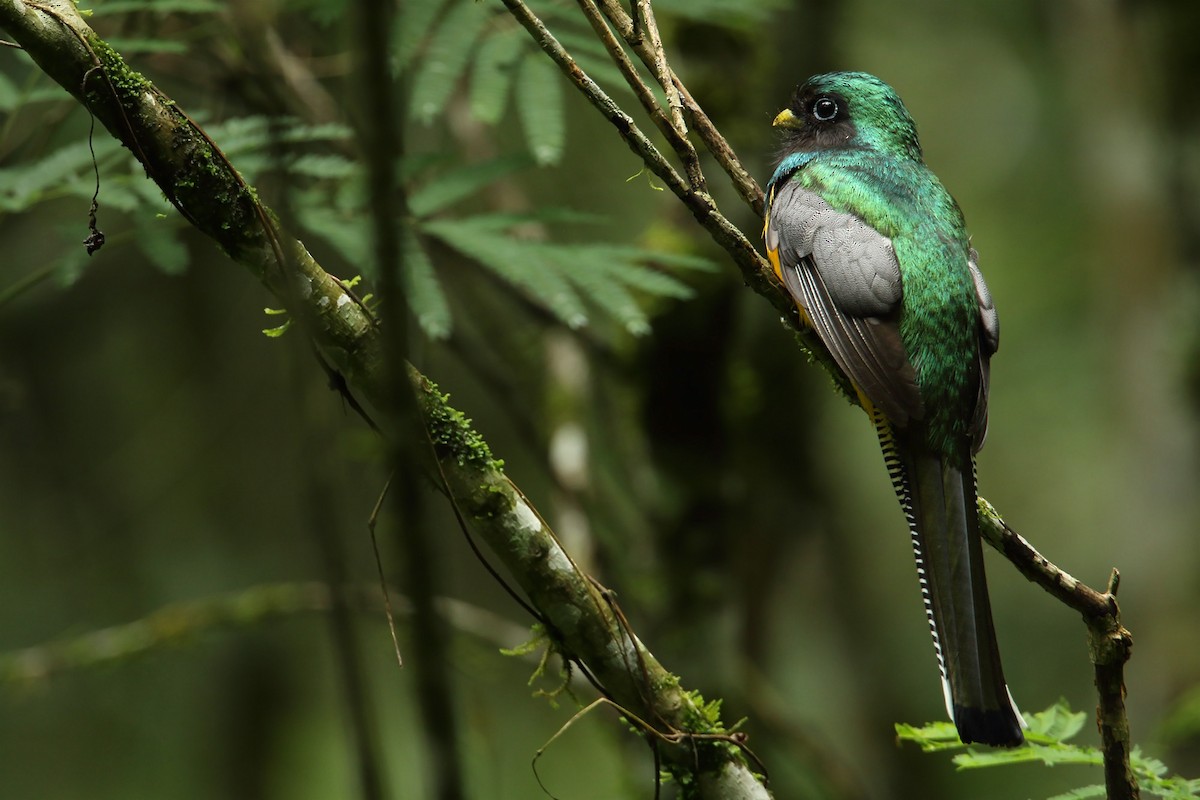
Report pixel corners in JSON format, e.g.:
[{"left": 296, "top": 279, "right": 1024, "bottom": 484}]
[{"left": 763, "top": 71, "right": 1024, "bottom": 747}]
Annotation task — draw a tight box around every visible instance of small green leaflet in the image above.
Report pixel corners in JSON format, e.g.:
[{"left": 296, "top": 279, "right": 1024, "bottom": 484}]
[
  {"left": 395, "top": 0, "right": 450, "bottom": 70},
  {"left": 469, "top": 26, "right": 525, "bottom": 126},
  {"left": 897, "top": 702, "right": 1200, "bottom": 799},
  {"left": 84, "top": 0, "right": 223, "bottom": 15},
  {"left": 421, "top": 214, "right": 712, "bottom": 335},
  {"left": 104, "top": 38, "right": 190, "bottom": 56},
  {"left": 402, "top": 227, "right": 451, "bottom": 340},
  {"left": 0, "top": 73, "right": 20, "bottom": 113},
  {"left": 408, "top": 154, "right": 534, "bottom": 218},
  {"left": 421, "top": 217, "right": 588, "bottom": 329},
  {"left": 516, "top": 53, "right": 566, "bottom": 166},
  {"left": 409, "top": 0, "right": 492, "bottom": 124}
]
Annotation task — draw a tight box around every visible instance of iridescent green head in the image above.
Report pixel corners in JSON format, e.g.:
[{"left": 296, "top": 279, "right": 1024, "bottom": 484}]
[{"left": 773, "top": 72, "right": 923, "bottom": 165}]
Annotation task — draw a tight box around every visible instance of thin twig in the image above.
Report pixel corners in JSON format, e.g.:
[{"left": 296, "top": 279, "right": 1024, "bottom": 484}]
[
  {"left": 630, "top": 1, "right": 687, "bottom": 139},
  {"left": 673, "top": 75, "right": 766, "bottom": 217},
  {"left": 500, "top": 0, "right": 852, "bottom": 403},
  {"left": 573, "top": 0, "right": 704, "bottom": 192},
  {"left": 498, "top": 0, "right": 771, "bottom": 305},
  {"left": 366, "top": 475, "right": 403, "bottom": 667},
  {"left": 594, "top": 0, "right": 764, "bottom": 214},
  {"left": 499, "top": 0, "right": 688, "bottom": 197}
]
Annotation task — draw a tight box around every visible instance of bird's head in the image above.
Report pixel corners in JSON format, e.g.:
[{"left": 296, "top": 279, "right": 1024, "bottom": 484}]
[{"left": 773, "top": 72, "right": 923, "bottom": 164}]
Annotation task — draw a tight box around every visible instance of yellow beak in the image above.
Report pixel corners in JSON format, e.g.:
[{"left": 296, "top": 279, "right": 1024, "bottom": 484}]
[{"left": 773, "top": 108, "right": 800, "bottom": 129}]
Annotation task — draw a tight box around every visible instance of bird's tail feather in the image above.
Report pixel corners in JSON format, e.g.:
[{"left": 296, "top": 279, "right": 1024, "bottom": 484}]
[{"left": 875, "top": 414, "right": 1025, "bottom": 747}]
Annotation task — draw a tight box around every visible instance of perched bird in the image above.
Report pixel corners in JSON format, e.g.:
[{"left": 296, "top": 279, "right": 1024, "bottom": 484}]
[{"left": 763, "top": 72, "right": 1024, "bottom": 746}]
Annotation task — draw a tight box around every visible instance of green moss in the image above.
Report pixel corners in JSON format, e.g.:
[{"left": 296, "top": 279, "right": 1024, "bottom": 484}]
[
  {"left": 680, "top": 689, "right": 726, "bottom": 735},
  {"left": 88, "top": 36, "right": 152, "bottom": 100},
  {"left": 414, "top": 372, "right": 503, "bottom": 472}
]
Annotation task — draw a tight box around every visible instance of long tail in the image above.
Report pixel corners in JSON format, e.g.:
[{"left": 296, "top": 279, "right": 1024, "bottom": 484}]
[{"left": 877, "top": 417, "right": 1025, "bottom": 747}]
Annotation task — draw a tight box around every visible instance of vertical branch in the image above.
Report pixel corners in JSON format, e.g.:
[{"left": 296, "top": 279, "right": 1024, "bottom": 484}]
[
  {"left": 1090, "top": 572, "right": 1138, "bottom": 800},
  {"left": 978, "top": 502, "right": 1138, "bottom": 800},
  {"left": 305, "top": 442, "right": 387, "bottom": 800},
  {"left": 356, "top": 0, "right": 464, "bottom": 798}
]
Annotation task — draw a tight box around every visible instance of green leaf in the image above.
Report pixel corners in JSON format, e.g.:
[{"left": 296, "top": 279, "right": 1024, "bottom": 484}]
[
  {"left": 135, "top": 215, "right": 189, "bottom": 275},
  {"left": 433, "top": 209, "right": 603, "bottom": 230},
  {"left": 402, "top": 228, "right": 451, "bottom": 339},
  {"left": 409, "top": 0, "right": 492, "bottom": 123},
  {"left": 54, "top": 246, "right": 92, "bottom": 289},
  {"left": 600, "top": 259, "right": 694, "bottom": 300},
  {"left": 86, "top": 0, "right": 223, "bottom": 14},
  {"left": 650, "top": 0, "right": 789, "bottom": 29},
  {"left": 422, "top": 217, "right": 587, "bottom": 328},
  {"left": 468, "top": 26, "right": 525, "bottom": 125},
  {"left": 395, "top": 0, "right": 450, "bottom": 69},
  {"left": 1026, "top": 702, "right": 1089, "bottom": 741},
  {"left": 516, "top": 53, "right": 565, "bottom": 165},
  {"left": 0, "top": 72, "right": 20, "bottom": 112},
  {"left": 0, "top": 137, "right": 124, "bottom": 211},
  {"left": 63, "top": 178, "right": 143, "bottom": 213},
  {"left": 894, "top": 719, "right": 966, "bottom": 752},
  {"left": 205, "top": 117, "right": 352, "bottom": 157},
  {"left": 298, "top": 208, "right": 368, "bottom": 267},
  {"left": 289, "top": 0, "right": 346, "bottom": 27},
  {"left": 1046, "top": 786, "right": 1107, "bottom": 800},
  {"left": 629, "top": 249, "right": 720, "bottom": 272},
  {"left": 557, "top": 246, "right": 649, "bottom": 336},
  {"left": 288, "top": 154, "right": 359, "bottom": 180},
  {"left": 408, "top": 153, "right": 533, "bottom": 217},
  {"left": 104, "top": 38, "right": 190, "bottom": 55}
]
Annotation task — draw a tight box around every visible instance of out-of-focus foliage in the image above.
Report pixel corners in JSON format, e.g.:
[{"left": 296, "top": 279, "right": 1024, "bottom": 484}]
[{"left": 1, "top": 0, "right": 1199, "bottom": 799}]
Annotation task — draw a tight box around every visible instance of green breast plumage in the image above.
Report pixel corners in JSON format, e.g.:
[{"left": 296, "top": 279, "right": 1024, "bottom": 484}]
[{"left": 778, "top": 152, "right": 979, "bottom": 457}]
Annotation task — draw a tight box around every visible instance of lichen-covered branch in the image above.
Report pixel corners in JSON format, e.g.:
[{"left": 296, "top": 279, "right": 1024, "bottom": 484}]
[
  {"left": 0, "top": 3, "right": 769, "bottom": 795},
  {"left": 414, "top": 372, "right": 770, "bottom": 796},
  {"left": 0, "top": 1, "right": 1139, "bottom": 797}
]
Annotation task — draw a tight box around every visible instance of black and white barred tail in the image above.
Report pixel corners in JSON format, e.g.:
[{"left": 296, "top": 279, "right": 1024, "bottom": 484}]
[{"left": 874, "top": 411, "right": 1025, "bottom": 747}]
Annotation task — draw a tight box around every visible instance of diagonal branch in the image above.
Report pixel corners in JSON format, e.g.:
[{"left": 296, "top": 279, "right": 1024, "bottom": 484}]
[
  {"left": 0, "top": 2, "right": 771, "bottom": 796},
  {"left": 497, "top": 2, "right": 1140, "bottom": 797},
  {"left": 499, "top": 0, "right": 852, "bottom": 401},
  {"left": 594, "top": 0, "right": 766, "bottom": 215},
  {"left": 0, "top": 2, "right": 1139, "bottom": 798},
  {"left": 573, "top": 0, "right": 704, "bottom": 192}
]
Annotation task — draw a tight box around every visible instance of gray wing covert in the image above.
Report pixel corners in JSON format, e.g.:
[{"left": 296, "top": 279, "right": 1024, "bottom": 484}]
[{"left": 766, "top": 180, "right": 924, "bottom": 426}]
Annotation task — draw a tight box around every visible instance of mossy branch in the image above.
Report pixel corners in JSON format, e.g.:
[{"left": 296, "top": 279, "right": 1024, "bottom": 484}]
[
  {"left": 0, "top": 2, "right": 1138, "bottom": 798},
  {"left": 0, "top": 2, "right": 768, "bottom": 795}
]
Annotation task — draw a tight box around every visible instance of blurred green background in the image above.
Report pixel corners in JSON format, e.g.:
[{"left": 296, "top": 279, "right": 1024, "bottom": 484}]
[{"left": 1, "top": 0, "right": 1199, "bottom": 798}]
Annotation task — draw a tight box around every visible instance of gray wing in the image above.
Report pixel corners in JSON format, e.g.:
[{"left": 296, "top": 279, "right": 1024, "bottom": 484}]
[
  {"left": 766, "top": 180, "right": 924, "bottom": 426},
  {"left": 968, "top": 249, "right": 999, "bottom": 452}
]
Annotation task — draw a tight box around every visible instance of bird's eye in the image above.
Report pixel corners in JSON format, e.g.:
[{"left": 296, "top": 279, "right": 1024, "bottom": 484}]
[{"left": 812, "top": 97, "right": 838, "bottom": 121}]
